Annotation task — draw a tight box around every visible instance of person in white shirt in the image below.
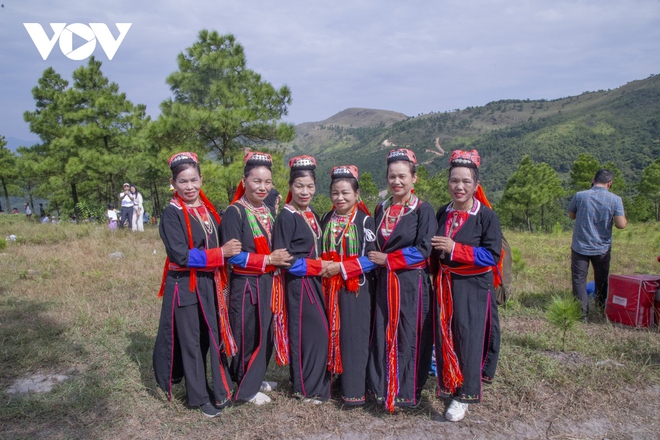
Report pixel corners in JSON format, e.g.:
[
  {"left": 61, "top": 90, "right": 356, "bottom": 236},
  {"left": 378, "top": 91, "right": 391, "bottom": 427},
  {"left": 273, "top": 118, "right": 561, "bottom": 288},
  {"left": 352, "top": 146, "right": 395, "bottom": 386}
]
[
  {"left": 119, "top": 182, "right": 134, "bottom": 229},
  {"left": 130, "top": 185, "right": 144, "bottom": 232},
  {"left": 107, "top": 203, "right": 118, "bottom": 231}
]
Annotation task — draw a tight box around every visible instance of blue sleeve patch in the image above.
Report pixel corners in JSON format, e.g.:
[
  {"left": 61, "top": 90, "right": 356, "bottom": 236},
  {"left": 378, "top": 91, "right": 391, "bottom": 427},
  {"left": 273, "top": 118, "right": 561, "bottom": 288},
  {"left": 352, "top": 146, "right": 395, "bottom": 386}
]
[
  {"left": 289, "top": 259, "right": 308, "bottom": 277},
  {"left": 228, "top": 252, "right": 249, "bottom": 268},
  {"left": 358, "top": 256, "right": 377, "bottom": 273},
  {"left": 188, "top": 248, "right": 207, "bottom": 268},
  {"left": 473, "top": 247, "right": 496, "bottom": 267},
  {"left": 402, "top": 247, "right": 425, "bottom": 265}
]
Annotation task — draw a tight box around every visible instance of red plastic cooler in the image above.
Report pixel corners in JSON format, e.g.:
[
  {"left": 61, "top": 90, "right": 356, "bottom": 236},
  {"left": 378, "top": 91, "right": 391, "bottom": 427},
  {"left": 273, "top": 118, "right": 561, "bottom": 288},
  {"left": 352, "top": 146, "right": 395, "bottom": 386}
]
[{"left": 606, "top": 274, "right": 659, "bottom": 328}]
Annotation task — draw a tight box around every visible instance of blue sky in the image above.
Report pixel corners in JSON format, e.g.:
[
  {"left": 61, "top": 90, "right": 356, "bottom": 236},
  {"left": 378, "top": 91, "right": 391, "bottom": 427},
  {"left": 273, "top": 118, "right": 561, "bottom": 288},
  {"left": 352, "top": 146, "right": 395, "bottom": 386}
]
[{"left": 1, "top": 0, "right": 659, "bottom": 142}]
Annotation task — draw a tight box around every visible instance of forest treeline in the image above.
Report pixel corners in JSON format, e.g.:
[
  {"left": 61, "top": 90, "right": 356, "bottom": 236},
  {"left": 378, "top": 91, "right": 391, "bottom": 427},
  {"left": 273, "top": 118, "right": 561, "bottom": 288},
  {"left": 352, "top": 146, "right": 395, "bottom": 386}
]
[{"left": 1, "top": 30, "right": 659, "bottom": 231}]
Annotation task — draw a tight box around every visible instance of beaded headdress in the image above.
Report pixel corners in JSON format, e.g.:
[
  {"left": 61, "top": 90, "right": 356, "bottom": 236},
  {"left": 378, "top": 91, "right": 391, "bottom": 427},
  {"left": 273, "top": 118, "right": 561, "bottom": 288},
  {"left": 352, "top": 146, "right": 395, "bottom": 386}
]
[
  {"left": 387, "top": 148, "right": 417, "bottom": 165},
  {"left": 449, "top": 149, "right": 480, "bottom": 169},
  {"left": 168, "top": 151, "right": 199, "bottom": 170},
  {"left": 289, "top": 155, "right": 317, "bottom": 170},
  {"left": 330, "top": 165, "right": 359, "bottom": 180}
]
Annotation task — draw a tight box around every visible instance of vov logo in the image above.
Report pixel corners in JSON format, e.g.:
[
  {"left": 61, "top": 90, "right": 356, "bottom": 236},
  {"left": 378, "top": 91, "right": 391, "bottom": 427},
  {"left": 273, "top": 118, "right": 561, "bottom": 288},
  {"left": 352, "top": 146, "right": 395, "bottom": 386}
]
[{"left": 24, "top": 23, "right": 132, "bottom": 61}]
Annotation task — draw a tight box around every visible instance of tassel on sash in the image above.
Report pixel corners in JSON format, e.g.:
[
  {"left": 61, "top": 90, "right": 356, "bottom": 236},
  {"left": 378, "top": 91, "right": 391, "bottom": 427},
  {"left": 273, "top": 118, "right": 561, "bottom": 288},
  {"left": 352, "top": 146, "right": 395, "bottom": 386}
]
[
  {"left": 321, "top": 248, "right": 360, "bottom": 374},
  {"left": 271, "top": 270, "right": 289, "bottom": 365},
  {"left": 385, "top": 269, "right": 401, "bottom": 413}
]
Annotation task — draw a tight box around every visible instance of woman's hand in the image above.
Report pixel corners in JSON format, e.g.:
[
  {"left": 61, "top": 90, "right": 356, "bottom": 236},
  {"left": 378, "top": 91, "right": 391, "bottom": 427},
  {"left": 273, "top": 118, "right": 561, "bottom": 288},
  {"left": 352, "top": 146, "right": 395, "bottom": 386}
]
[
  {"left": 269, "top": 249, "right": 293, "bottom": 267},
  {"left": 431, "top": 236, "right": 454, "bottom": 254},
  {"left": 320, "top": 262, "right": 341, "bottom": 277},
  {"left": 368, "top": 251, "right": 387, "bottom": 266},
  {"left": 222, "top": 239, "right": 242, "bottom": 258}
]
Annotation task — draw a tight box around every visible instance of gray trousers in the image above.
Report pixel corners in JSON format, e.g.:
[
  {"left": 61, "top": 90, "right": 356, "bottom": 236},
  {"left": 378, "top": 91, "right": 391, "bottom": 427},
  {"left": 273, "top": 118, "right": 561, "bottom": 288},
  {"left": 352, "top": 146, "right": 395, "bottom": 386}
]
[{"left": 119, "top": 206, "right": 133, "bottom": 229}]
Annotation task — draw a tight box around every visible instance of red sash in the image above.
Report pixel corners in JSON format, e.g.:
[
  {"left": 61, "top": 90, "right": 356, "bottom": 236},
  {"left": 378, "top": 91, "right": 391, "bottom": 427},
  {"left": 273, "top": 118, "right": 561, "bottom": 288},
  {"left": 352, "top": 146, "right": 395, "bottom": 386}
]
[{"left": 435, "top": 263, "right": 492, "bottom": 393}]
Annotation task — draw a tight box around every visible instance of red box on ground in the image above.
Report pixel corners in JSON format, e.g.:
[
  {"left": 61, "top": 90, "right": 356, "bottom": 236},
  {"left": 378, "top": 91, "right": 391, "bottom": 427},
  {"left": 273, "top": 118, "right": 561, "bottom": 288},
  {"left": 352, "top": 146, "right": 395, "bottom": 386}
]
[{"left": 606, "top": 274, "right": 659, "bottom": 328}]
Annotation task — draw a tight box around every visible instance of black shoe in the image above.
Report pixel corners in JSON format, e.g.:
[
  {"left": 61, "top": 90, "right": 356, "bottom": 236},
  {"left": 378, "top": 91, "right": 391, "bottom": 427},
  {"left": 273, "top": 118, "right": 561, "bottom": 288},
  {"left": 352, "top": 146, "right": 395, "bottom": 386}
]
[{"left": 199, "top": 402, "right": 222, "bottom": 418}]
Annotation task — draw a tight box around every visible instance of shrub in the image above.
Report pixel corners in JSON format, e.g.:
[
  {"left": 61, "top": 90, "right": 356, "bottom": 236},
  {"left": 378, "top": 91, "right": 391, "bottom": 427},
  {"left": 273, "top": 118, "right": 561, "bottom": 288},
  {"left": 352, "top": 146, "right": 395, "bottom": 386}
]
[{"left": 546, "top": 294, "right": 583, "bottom": 351}]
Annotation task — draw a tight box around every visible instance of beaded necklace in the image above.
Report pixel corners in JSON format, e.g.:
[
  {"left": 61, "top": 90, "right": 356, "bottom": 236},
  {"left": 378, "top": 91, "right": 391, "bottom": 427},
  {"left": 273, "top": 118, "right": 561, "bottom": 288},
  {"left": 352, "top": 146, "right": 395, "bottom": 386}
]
[
  {"left": 189, "top": 204, "right": 218, "bottom": 246},
  {"left": 238, "top": 195, "right": 273, "bottom": 242},
  {"left": 322, "top": 205, "right": 359, "bottom": 258},
  {"left": 377, "top": 193, "right": 418, "bottom": 237}
]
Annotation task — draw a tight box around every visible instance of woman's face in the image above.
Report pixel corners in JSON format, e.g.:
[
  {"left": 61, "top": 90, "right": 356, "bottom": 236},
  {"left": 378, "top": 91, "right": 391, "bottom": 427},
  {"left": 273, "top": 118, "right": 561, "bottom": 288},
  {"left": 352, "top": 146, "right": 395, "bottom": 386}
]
[
  {"left": 330, "top": 180, "right": 359, "bottom": 215},
  {"left": 130, "top": 186, "right": 136, "bottom": 194},
  {"left": 448, "top": 167, "right": 478, "bottom": 206},
  {"left": 171, "top": 166, "right": 203, "bottom": 205},
  {"left": 243, "top": 166, "right": 273, "bottom": 206},
  {"left": 290, "top": 175, "right": 316, "bottom": 209},
  {"left": 387, "top": 161, "right": 417, "bottom": 200}
]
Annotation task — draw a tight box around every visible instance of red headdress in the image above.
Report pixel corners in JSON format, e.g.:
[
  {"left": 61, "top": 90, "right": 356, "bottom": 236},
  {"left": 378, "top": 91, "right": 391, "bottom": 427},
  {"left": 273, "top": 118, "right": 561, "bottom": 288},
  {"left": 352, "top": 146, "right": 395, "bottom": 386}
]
[
  {"left": 168, "top": 151, "right": 199, "bottom": 169},
  {"left": 230, "top": 151, "right": 273, "bottom": 204},
  {"left": 386, "top": 148, "right": 417, "bottom": 165},
  {"left": 285, "top": 155, "right": 317, "bottom": 203},
  {"left": 330, "top": 165, "right": 371, "bottom": 216}
]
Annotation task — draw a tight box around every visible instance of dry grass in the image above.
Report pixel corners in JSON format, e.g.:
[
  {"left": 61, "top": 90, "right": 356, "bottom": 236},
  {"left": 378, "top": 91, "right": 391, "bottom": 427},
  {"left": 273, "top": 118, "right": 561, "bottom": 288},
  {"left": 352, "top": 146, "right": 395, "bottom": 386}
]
[{"left": 0, "top": 216, "right": 659, "bottom": 439}]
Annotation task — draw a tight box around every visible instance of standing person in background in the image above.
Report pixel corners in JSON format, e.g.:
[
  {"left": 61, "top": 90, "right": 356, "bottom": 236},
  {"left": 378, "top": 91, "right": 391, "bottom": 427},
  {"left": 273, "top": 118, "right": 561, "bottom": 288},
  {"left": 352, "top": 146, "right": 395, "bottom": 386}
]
[
  {"left": 39, "top": 203, "right": 46, "bottom": 220},
  {"left": 272, "top": 155, "right": 331, "bottom": 403},
  {"left": 320, "top": 165, "right": 377, "bottom": 406},
  {"left": 568, "top": 169, "right": 627, "bottom": 320},
  {"left": 130, "top": 185, "right": 144, "bottom": 232},
  {"left": 222, "top": 151, "right": 292, "bottom": 405},
  {"left": 118, "top": 183, "right": 134, "bottom": 229},
  {"left": 24, "top": 202, "right": 32, "bottom": 220},
  {"left": 153, "top": 151, "right": 242, "bottom": 418},
  {"left": 366, "top": 149, "right": 435, "bottom": 413},
  {"left": 431, "top": 149, "right": 502, "bottom": 422}
]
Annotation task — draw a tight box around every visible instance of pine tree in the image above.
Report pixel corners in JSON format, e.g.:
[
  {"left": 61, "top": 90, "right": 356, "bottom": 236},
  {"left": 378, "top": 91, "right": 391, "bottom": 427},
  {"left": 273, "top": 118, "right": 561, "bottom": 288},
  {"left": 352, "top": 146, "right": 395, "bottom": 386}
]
[{"left": 153, "top": 31, "right": 295, "bottom": 165}]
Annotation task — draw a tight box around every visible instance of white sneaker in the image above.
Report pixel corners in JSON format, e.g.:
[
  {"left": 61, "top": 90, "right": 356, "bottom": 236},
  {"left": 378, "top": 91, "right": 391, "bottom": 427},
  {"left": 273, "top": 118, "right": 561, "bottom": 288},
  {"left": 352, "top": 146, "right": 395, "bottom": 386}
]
[
  {"left": 248, "top": 392, "right": 271, "bottom": 405},
  {"left": 444, "top": 399, "right": 468, "bottom": 422},
  {"left": 260, "top": 381, "right": 278, "bottom": 392},
  {"left": 302, "top": 397, "right": 323, "bottom": 405}
]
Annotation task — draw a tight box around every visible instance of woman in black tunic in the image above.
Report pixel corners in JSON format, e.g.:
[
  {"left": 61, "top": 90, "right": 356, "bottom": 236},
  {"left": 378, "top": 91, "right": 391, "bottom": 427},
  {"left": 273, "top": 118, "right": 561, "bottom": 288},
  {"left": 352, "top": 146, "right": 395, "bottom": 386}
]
[
  {"left": 153, "top": 152, "right": 242, "bottom": 418},
  {"left": 221, "top": 152, "right": 292, "bottom": 405},
  {"left": 366, "top": 149, "right": 435, "bottom": 413},
  {"left": 431, "top": 149, "right": 502, "bottom": 422},
  {"left": 272, "top": 155, "right": 331, "bottom": 402},
  {"left": 319, "top": 165, "right": 377, "bottom": 405}
]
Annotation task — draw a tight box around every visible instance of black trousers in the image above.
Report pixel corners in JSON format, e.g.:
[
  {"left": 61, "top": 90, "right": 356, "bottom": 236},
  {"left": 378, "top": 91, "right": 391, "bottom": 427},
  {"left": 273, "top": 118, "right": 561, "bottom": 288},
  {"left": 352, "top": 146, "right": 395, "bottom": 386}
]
[
  {"left": 174, "top": 302, "right": 231, "bottom": 407},
  {"left": 571, "top": 248, "right": 611, "bottom": 316}
]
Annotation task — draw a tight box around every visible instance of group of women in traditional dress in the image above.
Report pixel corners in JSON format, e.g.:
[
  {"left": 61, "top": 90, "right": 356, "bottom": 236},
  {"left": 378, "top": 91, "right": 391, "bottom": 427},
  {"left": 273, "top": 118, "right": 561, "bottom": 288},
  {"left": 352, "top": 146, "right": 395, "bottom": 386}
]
[{"left": 153, "top": 147, "right": 502, "bottom": 423}]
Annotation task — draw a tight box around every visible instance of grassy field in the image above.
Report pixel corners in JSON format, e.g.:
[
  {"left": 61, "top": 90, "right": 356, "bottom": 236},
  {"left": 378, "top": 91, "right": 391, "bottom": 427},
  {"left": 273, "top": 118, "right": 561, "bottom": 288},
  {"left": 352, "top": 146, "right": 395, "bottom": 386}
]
[{"left": 0, "top": 215, "right": 658, "bottom": 439}]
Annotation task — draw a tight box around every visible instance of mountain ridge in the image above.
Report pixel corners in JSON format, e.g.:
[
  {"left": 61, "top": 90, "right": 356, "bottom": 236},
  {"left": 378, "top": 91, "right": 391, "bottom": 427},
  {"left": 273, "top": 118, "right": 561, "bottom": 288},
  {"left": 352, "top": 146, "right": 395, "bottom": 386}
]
[{"left": 282, "top": 74, "right": 660, "bottom": 198}]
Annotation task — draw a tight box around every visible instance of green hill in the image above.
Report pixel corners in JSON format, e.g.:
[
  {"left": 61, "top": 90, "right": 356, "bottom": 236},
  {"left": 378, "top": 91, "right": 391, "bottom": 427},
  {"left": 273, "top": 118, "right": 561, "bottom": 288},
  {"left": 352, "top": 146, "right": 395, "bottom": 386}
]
[{"left": 284, "top": 75, "right": 660, "bottom": 199}]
